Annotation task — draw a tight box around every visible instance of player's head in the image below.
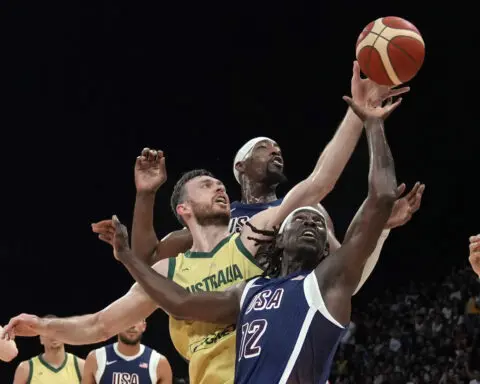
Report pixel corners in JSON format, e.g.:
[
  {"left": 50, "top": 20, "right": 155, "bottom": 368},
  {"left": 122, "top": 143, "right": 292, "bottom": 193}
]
[
  {"left": 278, "top": 207, "right": 329, "bottom": 268},
  {"left": 39, "top": 315, "right": 64, "bottom": 351},
  {"left": 233, "top": 137, "right": 286, "bottom": 187},
  {"left": 254, "top": 207, "right": 329, "bottom": 277},
  {"left": 118, "top": 320, "right": 147, "bottom": 346},
  {"left": 171, "top": 169, "right": 230, "bottom": 227}
]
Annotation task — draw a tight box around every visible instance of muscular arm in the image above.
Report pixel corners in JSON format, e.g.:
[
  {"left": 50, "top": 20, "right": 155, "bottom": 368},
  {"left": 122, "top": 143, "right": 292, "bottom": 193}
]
[
  {"left": 13, "top": 361, "right": 30, "bottom": 384},
  {"left": 156, "top": 356, "right": 173, "bottom": 384},
  {"left": 40, "top": 285, "right": 157, "bottom": 345},
  {"left": 0, "top": 325, "right": 18, "bottom": 362},
  {"left": 117, "top": 247, "right": 242, "bottom": 324},
  {"left": 81, "top": 351, "right": 97, "bottom": 384},
  {"left": 318, "top": 118, "right": 397, "bottom": 323},
  {"left": 132, "top": 192, "right": 192, "bottom": 265},
  {"left": 241, "top": 108, "right": 364, "bottom": 254}
]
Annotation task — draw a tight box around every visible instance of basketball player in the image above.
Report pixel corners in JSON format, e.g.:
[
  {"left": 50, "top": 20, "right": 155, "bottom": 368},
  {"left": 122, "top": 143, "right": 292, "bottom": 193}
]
[
  {"left": 82, "top": 320, "right": 172, "bottom": 384},
  {"left": 4, "top": 93, "right": 403, "bottom": 384},
  {"left": 103, "top": 94, "right": 401, "bottom": 383},
  {"left": 469, "top": 234, "right": 480, "bottom": 278},
  {"left": 12, "top": 315, "right": 84, "bottom": 384},
  {"left": 0, "top": 324, "right": 18, "bottom": 362},
  {"left": 91, "top": 61, "right": 420, "bottom": 268}
]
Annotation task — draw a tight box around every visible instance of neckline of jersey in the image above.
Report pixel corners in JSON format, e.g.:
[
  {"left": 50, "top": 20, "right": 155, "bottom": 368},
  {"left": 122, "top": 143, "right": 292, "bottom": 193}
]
[
  {"left": 184, "top": 234, "right": 234, "bottom": 258},
  {"left": 38, "top": 352, "right": 68, "bottom": 373}
]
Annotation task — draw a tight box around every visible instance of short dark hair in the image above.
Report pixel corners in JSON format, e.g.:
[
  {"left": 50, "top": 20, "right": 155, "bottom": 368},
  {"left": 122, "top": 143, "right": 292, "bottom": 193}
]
[{"left": 170, "top": 169, "right": 215, "bottom": 225}]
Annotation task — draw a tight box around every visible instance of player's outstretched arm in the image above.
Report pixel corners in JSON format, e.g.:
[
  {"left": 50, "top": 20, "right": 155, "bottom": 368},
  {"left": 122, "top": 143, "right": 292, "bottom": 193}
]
[
  {"left": 0, "top": 325, "right": 18, "bottom": 362},
  {"left": 113, "top": 215, "right": 242, "bottom": 324},
  {"left": 3, "top": 283, "right": 158, "bottom": 346},
  {"left": 241, "top": 62, "right": 409, "bottom": 253},
  {"left": 92, "top": 148, "right": 193, "bottom": 265},
  {"left": 13, "top": 361, "right": 30, "bottom": 384},
  {"left": 317, "top": 95, "right": 400, "bottom": 325}
]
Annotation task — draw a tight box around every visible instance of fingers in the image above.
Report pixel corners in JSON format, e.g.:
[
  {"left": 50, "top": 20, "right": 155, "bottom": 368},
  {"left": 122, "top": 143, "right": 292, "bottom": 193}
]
[
  {"left": 112, "top": 215, "right": 121, "bottom": 231},
  {"left": 396, "top": 183, "right": 406, "bottom": 198},
  {"left": 410, "top": 184, "right": 425, "bottom": 213},
  {"left": 98, "top": 234, "right": 114, "bottom": 245},
  {"left": 470, "top": 234, "right": 480, "bottom": 243},
  {"left": 470, "top": 242, "right": 480, "bottom": 253},
  {"left": 386, "top": 97, "right": 402, "bottom": 113},
  {"left": 387, "top": 86, "right": 410, "bottom": 99},
  {"left": 342, "top": 95, "right": 363, "bottom": 118},
  {"left": 352, "top": 61, "right": 361, "bottom": 82}
]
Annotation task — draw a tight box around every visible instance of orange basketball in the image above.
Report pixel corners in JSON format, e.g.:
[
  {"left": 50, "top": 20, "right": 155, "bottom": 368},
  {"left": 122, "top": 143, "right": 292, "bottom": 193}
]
[{"left": 355, "top": 17, "right": 425, "bottom": 86}]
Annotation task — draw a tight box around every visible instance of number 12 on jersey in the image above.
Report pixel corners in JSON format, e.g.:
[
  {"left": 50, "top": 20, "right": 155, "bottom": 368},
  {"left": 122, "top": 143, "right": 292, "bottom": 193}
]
[{"left": 238, "top": 319, "right": 268, "bottom": 361}]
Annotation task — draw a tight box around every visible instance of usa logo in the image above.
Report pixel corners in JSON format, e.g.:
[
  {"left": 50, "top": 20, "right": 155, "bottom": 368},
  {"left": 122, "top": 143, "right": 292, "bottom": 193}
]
[{"left": 139, "top": 362, "right": 148, "bottom": 369}]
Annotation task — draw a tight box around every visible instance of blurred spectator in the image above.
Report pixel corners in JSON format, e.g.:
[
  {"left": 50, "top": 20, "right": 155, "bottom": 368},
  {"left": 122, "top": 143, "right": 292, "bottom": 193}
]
[{"left": 330, "top": 264, "right": 480, "bottom": 383}]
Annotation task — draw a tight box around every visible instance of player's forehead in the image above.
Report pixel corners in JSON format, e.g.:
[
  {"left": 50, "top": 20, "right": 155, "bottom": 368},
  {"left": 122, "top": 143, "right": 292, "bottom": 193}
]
[
  {"left": 252, "top": 139, "right": 280, "bottom": 151},
  {"left": 187, "top": 175, "right": 224, "bottom": 189},
  {"left": 292, "top": 209, "right": 325, "bottom": 222}
]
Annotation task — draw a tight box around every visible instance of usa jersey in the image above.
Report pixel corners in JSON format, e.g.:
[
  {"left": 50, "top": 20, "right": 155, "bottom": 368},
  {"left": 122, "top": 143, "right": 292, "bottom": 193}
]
[
  {"left": 235, "top": 271, "right": 346, "bottom": 384},
  {"left": 229, "top": 198, "right": 283, "bottom": 233},
  {"left": 94, "top": 343, "right": 164, "bottom": 384}
]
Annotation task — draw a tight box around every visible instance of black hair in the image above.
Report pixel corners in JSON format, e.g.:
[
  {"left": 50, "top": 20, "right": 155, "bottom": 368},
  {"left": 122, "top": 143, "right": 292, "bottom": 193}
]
[
  {"left": 244, "top": 221, "right": 282, "bottom": 278},
  {"left": 170, "top": 169, "right": 215, "bottom": 225}
]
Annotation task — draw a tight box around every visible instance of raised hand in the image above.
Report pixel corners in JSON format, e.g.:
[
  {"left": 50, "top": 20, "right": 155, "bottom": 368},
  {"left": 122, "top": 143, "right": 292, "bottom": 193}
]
[
  {"left": 342, "top": 94, "right": 402, "bottom": 122},
  {"left": 385, "top": 182, "right": 425, "bottom": 229},
  {"left": 135, "top": 148, "right": 167, "bottom": 194},
  {"left": 469, "top": 235, "right": 480, "bottom": 278},
  {"left": 350, "top": 60, "right": 410, "bottom": 108}
]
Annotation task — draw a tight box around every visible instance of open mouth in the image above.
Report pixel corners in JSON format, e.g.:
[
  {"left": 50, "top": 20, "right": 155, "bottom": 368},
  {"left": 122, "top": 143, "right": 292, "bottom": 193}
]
[
  {"left": 270, "top": 156, "right": 284, "bottom": 168},
  {"left": 300, "top": 229, "right": 317, "bottom": 239},
  {"left": 214, "top": 195, "right": 228, "bottom": 206}
]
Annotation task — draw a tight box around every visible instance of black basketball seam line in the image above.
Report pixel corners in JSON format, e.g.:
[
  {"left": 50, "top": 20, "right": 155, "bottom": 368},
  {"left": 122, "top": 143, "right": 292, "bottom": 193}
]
[
  {"left": 368, "top": 30, "right": 421, "bottom": 65},
  {"left": 365, "top": 25, "right": 388, "bottom": 81}
]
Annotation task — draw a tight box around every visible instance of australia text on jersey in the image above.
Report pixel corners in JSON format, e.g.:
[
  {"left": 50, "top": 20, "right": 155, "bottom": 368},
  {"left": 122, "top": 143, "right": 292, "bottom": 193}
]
[
  {"left": 185, "top": 264, "right": 244, "bottom": 292},
  {"left": 239, "top": 287, "right": 284, "bottom": 361}
]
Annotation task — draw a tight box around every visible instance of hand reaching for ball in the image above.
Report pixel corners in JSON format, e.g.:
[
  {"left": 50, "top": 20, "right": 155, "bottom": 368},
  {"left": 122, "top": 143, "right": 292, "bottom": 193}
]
[{"left": 343, "top": 94, "right": 402, "bottom": 122}]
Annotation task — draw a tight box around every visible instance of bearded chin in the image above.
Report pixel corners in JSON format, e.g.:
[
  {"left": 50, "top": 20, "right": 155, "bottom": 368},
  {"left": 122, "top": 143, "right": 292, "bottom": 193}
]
[
  {"left": 264, "top": 167, "right": 287, "bottom": 186},
  {"left": 193, "top": 204, "right": 230, "bottom": 227}
]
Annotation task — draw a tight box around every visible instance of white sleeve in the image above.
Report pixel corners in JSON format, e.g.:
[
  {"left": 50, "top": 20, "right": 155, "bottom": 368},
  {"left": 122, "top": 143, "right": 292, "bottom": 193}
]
[
  {"left": 149, "top": 350, "right": 163, "bottom": 383},
  {"left": 353, "top": 229, "right": 390, "bottom": 295},
  {"left": 94, "top": 347, "right": 106, "bottom": 383}
]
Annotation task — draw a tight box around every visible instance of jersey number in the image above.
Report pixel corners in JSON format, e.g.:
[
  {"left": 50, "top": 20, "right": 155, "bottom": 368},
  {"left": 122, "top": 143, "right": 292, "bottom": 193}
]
[{"left": 238, "top": 319, "right": 268, "bottom": 361}]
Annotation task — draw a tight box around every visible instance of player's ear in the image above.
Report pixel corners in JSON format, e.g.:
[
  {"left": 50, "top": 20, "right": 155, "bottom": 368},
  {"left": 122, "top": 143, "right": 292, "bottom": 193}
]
[
  {"left": 276, "top": 233, "right": 286, "bottom": 249},
  {"left": 176, "top": 202, "right": 190, "bottom": 220},
  {"left": 235, "top": 160, "right": 245, "bottom": 174}
]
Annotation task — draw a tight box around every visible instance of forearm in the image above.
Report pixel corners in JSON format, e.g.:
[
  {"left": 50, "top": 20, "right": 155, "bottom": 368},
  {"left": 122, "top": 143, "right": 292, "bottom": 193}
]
[
  {"left": 311, "top": 108, "right": 363, "bottom": 191},
  {"left": 365, "top": 118, "right": 397, "bottom": 198},
  {"left": 43, "top": 314, "right": 107, "bottom": 345},
  {"left": 119, "top": 251, "right": 237, "bottom": 323},
  {"left": 132, "top": 191, "right": 159, "bottom": 265},
  {"left": 353, "top": 229, "right": 390, "bottom": 295}
]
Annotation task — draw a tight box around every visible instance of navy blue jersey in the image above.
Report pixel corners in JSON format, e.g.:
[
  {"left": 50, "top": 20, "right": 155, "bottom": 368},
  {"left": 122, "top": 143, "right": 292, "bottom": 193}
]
[
  {"left": 235, "top": 271, "right": 346, "bottom": 384},
  {"left": 94, "top": 343, "right": 164, "bottom": 383},
  {"left": 229, "top": 198, "right": 283, "bottom": 233}
]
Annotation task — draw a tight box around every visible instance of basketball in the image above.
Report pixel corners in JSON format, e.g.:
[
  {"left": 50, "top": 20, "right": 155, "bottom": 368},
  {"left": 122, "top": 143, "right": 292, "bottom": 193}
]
[{"left": 355, "top": 17, "right": 425, "bottom": 86}]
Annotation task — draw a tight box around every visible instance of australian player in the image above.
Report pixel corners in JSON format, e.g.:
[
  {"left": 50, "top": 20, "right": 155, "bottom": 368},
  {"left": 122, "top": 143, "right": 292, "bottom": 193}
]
[
  {"left": 82, "top": 320, "right": 172, "bottom": 384},
  {"left": 0, "top": 324, "right": 18, "bottom": 362},
  {"left": 12, "top": 315, "right": 84, "bottom": 384},
  {"left": 108, "top": 94, "right": 401, "bottom": 383}
]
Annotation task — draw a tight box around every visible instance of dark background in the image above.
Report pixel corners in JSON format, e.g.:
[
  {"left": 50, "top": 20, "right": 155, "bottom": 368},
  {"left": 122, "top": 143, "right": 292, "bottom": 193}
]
[{"left": 0, "top": 0, "right": 475, "bottom": 381}]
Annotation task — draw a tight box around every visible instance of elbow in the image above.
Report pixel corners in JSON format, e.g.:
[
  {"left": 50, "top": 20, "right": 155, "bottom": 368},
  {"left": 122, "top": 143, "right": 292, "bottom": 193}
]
[{"left": 95, "top": 313, "right": 117, "bottom": 343}]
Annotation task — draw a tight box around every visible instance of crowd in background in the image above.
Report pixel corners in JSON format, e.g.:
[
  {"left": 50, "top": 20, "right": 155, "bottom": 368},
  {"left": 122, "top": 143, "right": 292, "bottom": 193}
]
[{"left": 330, "top": 263, "right": 480, "bottom": 384}]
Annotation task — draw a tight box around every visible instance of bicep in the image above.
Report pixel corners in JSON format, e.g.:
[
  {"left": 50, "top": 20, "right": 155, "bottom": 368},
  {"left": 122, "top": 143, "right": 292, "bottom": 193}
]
[
  {"left": 157, "top": 357, "right": 173, "bottom": 384},
  {"left": 155, "top": 229, "right": 192, "bottom": 262},
  {"left": 13, "top": 361, "right": 29, "bottom": 384},
  {"left": 81, "top": 352, "right": 97, "bottom": 384},
  {"left": 99, "top": 285, "right": 157, "bottom": 338}
]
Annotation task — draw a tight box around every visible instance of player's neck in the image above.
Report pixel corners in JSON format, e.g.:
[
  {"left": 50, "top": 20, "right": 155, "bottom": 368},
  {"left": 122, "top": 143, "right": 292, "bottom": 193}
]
[
  {"left": 42, "top": 347, "right": 66, "bottom": 367},
  {"left": 280, "top": 251, "right": 304, "bottom": 276},
  {"left": 241, "top": 179, "right": 278, "bottom": 204},
  {"left": 189, "top": 223, "right": 231, "bottom": 253},
  {"left": 117, "top": 342, "right": 141, "bottom": 356}
]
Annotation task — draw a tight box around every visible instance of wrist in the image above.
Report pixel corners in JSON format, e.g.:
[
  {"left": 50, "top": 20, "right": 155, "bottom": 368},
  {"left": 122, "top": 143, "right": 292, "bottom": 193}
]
[{"left": 136, "top": 190, "right": 157, "bottom": 199}]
